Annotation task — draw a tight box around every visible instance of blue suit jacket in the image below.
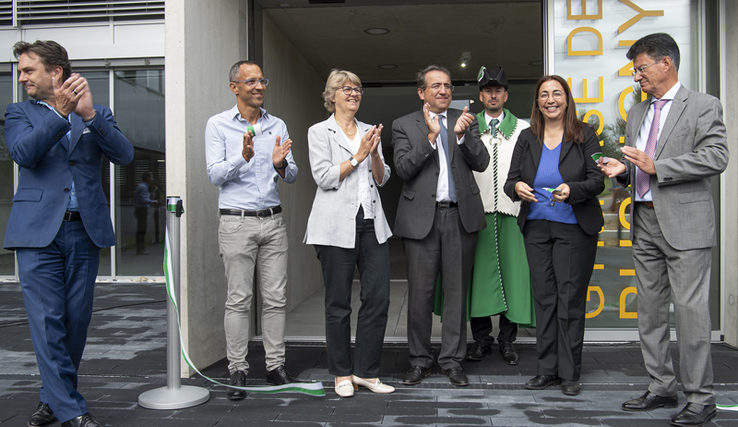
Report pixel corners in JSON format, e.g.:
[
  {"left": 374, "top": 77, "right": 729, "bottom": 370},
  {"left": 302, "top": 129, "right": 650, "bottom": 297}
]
[{"left": 3, "top": 100, "right": 134, "bottom": 250}]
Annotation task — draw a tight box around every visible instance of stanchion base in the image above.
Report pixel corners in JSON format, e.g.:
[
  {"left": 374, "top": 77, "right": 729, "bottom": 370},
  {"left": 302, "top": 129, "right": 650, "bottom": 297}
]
[{"left": 138, "top": 385, "right": 210, "bottom": 410}]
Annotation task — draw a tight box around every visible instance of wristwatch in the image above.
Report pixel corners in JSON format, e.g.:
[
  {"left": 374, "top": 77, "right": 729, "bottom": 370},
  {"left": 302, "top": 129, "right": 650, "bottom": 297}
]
[{"left": 349, "top": 156, "right": 359, "bottom": 168}]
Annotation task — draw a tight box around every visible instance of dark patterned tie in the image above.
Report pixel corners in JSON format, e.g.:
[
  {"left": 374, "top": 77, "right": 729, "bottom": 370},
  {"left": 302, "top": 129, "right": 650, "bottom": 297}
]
[
  {"left": 489, "top": 118, "right": 499, "bottom": 138},
  {"left": 439, "top": 115, "right": 457, "bottom": 202}
]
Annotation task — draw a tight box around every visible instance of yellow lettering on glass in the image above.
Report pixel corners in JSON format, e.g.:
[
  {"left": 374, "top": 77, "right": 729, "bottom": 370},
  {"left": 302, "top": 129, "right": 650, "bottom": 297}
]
[
  {"left": 568, "top": 77, "right": 604, "bottom": 103},
  {"left": 567, "top": 27, "right": 603, "bottom": 56},
  {"left": 618, "top": 0, "right": 665, "bottom": 34},
  {"left": 586, "top": 286, "right": 605, "bottom": 319},
  {"left": 620, "top": 269, "right": 636, "bottom": 276},
  {"left": 619, "top": 286, "right": 638, "bottom": 319},
  {"left": 619, "top": 197, "right": 631, "bottom": 229},
  {"left": 583, "top": 110, "right": 604, "bottom": 135},
  {"left": 618, "top": 86, "right": 637, "bottom": 121},
  {"left": 567, "top": 0, "right": 603, "bottom": 19}
]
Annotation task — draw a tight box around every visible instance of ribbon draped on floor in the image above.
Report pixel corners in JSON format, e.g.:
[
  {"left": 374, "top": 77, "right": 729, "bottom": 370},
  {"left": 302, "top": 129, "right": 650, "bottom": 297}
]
[{"left": 163, "top": 229, "right": 325, "bottom": 396}]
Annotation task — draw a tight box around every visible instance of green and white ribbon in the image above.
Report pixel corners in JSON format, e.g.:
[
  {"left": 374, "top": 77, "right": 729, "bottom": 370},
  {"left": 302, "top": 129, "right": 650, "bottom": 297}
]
[
  {"left": 163, "top": 228, "right": 325, "bottom": 396},
  {"left": 246, "top": 123, "right": 263, "bottom": 137},
  {"left": 717, "top": 404, "right": 738, "bottom": 411}
]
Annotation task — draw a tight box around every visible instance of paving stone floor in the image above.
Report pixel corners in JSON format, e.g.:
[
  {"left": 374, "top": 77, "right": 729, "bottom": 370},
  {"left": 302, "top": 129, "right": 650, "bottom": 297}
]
[{"left": 1, "top": 281, "right": 737, "bottom": 426}]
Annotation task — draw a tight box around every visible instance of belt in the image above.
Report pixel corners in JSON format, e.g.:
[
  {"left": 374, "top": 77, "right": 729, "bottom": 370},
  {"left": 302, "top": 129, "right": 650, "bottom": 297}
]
[
  {"left": 636, "top": 201, "right": 654, "bottom": 208},
  {"left": 436, "top": 201, "right": 458, "bottom": 208},
  {"left": 63, "top": 211, "right": 82, "bottom": 221},
  {"left": 220, "top": 206, "right": 282, "bottom": 217}
]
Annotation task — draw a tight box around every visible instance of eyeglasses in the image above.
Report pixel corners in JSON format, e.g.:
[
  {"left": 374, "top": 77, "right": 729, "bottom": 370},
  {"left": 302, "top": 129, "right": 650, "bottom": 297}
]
[
  {"left": 538, "top": 91, "right": 564, "bottom": 101},
  {"left": 340, "top": 86, "right": 364, "bottom": 95},
  {"left": 424, "top": 83, "right": 454, "bottom": 92},
  {"left": 232, "top": 78, "right": 270, "bottom": 87},
  {"left": 632, "top": 61, "right": 659, "bottom": 76}
]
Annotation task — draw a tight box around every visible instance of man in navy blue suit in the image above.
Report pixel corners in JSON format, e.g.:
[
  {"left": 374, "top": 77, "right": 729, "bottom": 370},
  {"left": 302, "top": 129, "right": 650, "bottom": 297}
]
[{"left": 3, "top": 40, "right": 133, "bottom": 427}]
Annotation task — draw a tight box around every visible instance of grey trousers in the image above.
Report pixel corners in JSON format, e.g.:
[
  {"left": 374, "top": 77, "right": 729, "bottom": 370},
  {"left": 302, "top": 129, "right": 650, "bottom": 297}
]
[
  {"left": 632, "top": 204, "right": 714, "bottom": 405},
  {"left": 219, "top": 212, "right": 288, "bottom": 374}
]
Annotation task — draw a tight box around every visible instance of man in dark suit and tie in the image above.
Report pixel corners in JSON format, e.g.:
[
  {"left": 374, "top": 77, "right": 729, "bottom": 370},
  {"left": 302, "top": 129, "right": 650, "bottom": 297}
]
[
  {"left": 392, "top": 65, "right": 490, "bottom": 387},
  {"left": 598, "top": 33, "right": 728, "bottom": 426},
  {"left": 4, "top": 40, "right": 134, "bottom": 427}
]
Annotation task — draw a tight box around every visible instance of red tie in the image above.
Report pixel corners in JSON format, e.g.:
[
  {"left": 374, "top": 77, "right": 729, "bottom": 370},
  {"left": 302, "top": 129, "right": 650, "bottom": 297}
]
[{"left": 636, "top": 99, "right": 668, "bottom": 198}]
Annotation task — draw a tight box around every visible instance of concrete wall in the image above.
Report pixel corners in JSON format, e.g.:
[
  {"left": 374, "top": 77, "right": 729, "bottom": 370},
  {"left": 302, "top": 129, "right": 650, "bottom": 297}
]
[
  {"left": 722, "top": 0, "right": 738, "bottom": 347},
  {"left": 167, "top": 1, "right": 325, "bottom": 376},
  {"left": 166, "top": 0, "right": 249, "bottom": 376},
  {"left": 262, "top": 13, "right": 327, "bottom": 312}
]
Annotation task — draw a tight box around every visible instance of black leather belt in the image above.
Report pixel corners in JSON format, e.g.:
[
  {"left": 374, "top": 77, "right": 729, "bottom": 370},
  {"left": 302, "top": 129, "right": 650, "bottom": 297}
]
[
  {"left": 436, "top": 201, "right": 458, "bottom": 208},
  {"left": 63, "top": 211, "right": 82, "bottom": 221},
  {"left": 220, "top": 206, "right": 282, "bottom": 217},
  {"left": 636, "top": 201, "right": 654, "bottom": 208}
]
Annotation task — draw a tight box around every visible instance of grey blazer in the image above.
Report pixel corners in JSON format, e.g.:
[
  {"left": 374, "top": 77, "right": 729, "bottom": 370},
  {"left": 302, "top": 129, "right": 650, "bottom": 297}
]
[
  {"left": 620, "top": 86, "right": 729, "bottom": 250},
  {"left": 303, "top": 114, "right": 392, "bottom": 249},
  {"left": 392, "top": 108, "right": 490, "bottom": 240}
]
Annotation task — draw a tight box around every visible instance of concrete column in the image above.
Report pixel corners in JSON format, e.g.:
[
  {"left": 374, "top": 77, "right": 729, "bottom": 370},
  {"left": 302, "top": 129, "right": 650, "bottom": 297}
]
[
  {"left": 166, "top": 1, "right": 326, "bottom": 376},
  {"left": 165, "top": 0, "right": 249, "bottom": 376},
  {"left": 722, "top": 0, "right": 738, "bottom": 347}
]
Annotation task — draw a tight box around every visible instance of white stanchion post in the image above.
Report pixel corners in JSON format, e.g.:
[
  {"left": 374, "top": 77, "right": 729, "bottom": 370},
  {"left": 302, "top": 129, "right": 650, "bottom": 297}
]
[{"left": 138, "top": 196, "right": 210, "bottom": 410}]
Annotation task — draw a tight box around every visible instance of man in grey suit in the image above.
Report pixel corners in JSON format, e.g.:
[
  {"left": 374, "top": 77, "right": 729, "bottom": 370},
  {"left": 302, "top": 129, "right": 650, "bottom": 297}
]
[
  {"left": 392, "top": 65, "right": 490, "bottom": 387},
  {"left": 598, "top": 33, "right": 728, "bottom": 427}
]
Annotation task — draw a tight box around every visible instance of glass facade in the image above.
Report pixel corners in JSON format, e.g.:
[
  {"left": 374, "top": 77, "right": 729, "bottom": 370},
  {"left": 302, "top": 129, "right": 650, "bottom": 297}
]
[
  {"left": 1, "top": 67, "right": 165, "bottom": 279},
  {"left": 0, "top": 72, "right": 13, "bottom": 276}
]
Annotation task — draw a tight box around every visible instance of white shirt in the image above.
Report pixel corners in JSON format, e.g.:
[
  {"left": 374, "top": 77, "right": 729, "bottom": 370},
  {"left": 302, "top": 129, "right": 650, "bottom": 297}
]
[
  {"left": 485, "top": 110, "right": 504, "bottom": 128},
  {"left": 634, "top": 82, "right": 681, "bottom": 202},
  {"left": 428, "top": 110, "right": 465, "bottom": 202},
  {"left": 343, "top": 128, "right": 374, "bottom": 219}
]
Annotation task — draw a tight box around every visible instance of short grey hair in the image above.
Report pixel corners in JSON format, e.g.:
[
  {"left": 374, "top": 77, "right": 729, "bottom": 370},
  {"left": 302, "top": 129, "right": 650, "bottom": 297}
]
[
  {"left": 229, "top": 60, "right": 258, "bottom": 82},
  {"left": 322, "top": 69, "right": 362, "bottom": 113},
  {"left": 626, "top": 33, "right": 681, "bottom": 72}
]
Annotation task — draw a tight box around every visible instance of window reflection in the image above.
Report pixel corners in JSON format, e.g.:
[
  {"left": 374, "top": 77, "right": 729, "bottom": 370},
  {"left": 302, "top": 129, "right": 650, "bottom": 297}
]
[
  {"left": 113, "top": 69, "right": 165, "bottom": 276},
  {"left": 0, "top": 73, "right": 13, "bottom": 275}
]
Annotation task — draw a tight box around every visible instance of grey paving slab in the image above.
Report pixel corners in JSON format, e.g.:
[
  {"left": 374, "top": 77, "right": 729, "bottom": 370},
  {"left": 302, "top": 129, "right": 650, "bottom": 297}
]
[{"left": 1, "top": 280, "right": 738, "bottom": 427}]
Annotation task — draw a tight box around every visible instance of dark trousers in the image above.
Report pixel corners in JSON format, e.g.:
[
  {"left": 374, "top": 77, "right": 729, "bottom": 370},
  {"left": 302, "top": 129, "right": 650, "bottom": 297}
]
[
  {"left": 404, "top": 206, "right": 477, "bottom": 370},
  {"left": 17, "top": 221, "right": 101, "bottom": 423},
  {"left": 315, "top": 210, "right": 390, "bottom": 378},
  {"left": 470, "top": 313, "right": 518, "bottom": 345},
  {"left": 522, "top": 220, "right": 597, "bottom": 381},
  {"left": 135, "top": 206, "right": 148, "bottom": 253}
]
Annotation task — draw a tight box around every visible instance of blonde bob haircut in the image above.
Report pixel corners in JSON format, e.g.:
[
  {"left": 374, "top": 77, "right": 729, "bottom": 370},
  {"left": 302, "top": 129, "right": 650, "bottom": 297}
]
[{"left": 323, "top": 69, "right": 362, "bottom": 113}]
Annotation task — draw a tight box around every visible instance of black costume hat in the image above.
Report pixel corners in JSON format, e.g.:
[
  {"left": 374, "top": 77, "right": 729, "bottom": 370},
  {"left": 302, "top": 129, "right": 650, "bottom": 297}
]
[{"left": 477, "top": 66, "right": 508, "bottom": 90}]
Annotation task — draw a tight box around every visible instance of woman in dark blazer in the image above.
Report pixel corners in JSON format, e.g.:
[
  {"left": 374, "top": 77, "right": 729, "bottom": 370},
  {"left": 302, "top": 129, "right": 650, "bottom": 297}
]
[{"left": 504, "top": 75, "right": 604, "bottom": 396}]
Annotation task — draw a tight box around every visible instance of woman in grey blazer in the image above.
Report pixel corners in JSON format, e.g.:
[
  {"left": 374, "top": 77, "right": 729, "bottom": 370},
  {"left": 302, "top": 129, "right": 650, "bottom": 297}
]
[{"left": 304, "top": 69, "right": 394, "bottom": 397}]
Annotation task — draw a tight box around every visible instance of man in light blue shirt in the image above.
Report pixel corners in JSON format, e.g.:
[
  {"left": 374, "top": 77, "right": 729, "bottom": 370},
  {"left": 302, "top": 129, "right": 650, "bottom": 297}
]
[{"left": 205, "top": 60, "right": 298, "bottom": 399}]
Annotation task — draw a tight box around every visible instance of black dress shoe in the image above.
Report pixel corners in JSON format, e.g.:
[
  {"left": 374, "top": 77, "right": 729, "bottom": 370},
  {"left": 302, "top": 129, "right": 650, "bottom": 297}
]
[
  {"left": 266, "top": 365, "right": 296, "bottom": 385},
  {"left": 61, "top": 413, "right": 102, "bottom": 427},
  {"left": 621, "top": 390, "right": 678, "bottom": 412},
  {"left": 443, "top": 367, "right": 469, "bottom": 387},
  {"left": 465, "top": 341, "right": 492, "bottom": 361},
  {"left": 561, "top": 380, "right": 581, "bottom": 396},
  {"left": 227, "top": 370, "right": 247, "bottom": 400},
  {"left": 671, "top": 403, "right": 717, "bottom": 426},
  {"left": 525, "top": 375, "right": 561, "bottom": 390},
  {"left": 499, "top": 342, "right": 520, "bottom": 365},
  {"left": 28, "top": 402, "right": 56, "bottom": 427},
  {"left": 402, "top": 365, "right": 431, "bottom": 385}
]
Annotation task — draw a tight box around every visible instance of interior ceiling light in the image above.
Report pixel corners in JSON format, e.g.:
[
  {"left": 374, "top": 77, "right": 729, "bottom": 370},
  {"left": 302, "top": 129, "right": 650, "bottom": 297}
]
[
  {"left": 460, "top": 52, "right": 472, "bottom": 68},
  {"left": 364, "top": 28, "right": 390, "bottom": 35},
  {"left": 378, "top": 64, "right": 398, "bottom": 69}
]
